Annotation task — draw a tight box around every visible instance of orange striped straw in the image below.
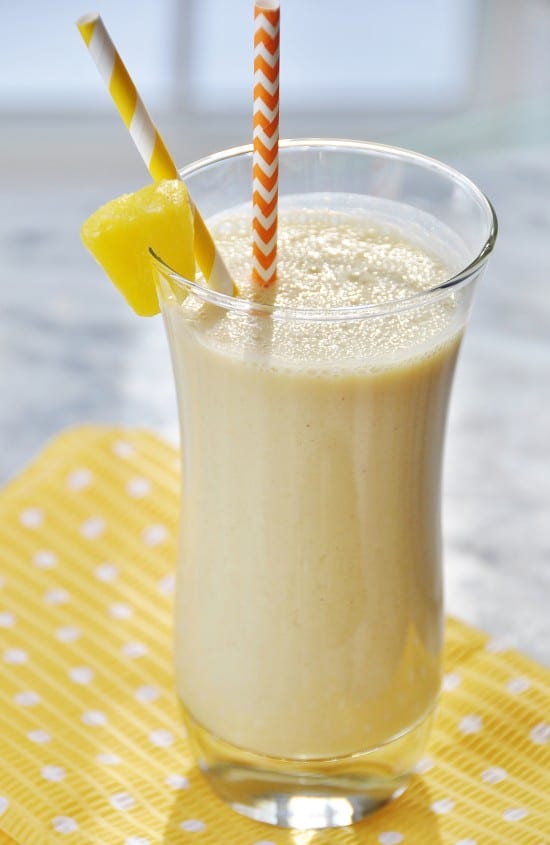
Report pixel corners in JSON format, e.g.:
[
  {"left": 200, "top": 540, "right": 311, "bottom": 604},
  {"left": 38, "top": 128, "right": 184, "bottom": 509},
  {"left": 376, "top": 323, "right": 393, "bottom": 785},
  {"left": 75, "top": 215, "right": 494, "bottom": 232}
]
[
  {"left": 76, "top": 13, "right": 236, "bottom": 295},
  {"left": 253, "top": 0, "right": 280, "bottom": 288}
]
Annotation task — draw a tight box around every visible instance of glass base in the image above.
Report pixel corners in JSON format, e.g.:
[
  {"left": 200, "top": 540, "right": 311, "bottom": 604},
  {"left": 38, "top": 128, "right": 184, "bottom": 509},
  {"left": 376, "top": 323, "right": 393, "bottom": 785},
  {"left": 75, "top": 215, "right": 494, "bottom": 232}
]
[{"left": 182, "top": 705, "right": 434, "bottom": 829}]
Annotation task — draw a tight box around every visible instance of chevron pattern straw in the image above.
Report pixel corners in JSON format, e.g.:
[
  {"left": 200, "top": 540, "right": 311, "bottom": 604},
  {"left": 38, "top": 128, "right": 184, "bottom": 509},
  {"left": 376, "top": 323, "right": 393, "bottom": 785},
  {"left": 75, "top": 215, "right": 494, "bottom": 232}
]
[
  {"left": 76, "top": 13, "right": 235, "bottom": 295},
  {"left": 253, "top": 1, "right": 280, "bottom": 288}
]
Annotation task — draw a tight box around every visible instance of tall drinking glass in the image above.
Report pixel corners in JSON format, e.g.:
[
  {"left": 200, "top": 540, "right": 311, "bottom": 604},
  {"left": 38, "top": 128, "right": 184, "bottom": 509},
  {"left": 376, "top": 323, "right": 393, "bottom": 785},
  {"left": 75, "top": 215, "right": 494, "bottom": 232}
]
[{"left": 151, "top": 140, "right": 497, "bottom": 829}]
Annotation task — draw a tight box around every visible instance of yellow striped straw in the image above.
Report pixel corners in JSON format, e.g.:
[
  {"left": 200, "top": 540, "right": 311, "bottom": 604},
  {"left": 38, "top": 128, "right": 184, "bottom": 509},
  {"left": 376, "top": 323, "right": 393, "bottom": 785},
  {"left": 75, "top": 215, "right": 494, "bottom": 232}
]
[{"left": 76, "top": 12, "right": 235, "bottom": 295}]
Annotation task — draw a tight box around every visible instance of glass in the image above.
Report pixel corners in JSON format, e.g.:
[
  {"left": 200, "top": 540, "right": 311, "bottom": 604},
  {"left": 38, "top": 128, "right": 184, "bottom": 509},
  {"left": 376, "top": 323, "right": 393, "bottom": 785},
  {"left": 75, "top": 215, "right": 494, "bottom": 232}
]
[{"left": 151, "top": 140, "right": 497, "bottom": 829}]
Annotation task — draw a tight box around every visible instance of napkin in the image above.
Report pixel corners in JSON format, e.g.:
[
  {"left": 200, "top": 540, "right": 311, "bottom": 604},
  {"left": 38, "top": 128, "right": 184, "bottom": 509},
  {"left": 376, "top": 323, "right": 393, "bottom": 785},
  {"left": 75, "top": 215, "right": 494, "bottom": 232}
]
[{"left": 0, "top": 427, "right": 548, "bottom": 844}]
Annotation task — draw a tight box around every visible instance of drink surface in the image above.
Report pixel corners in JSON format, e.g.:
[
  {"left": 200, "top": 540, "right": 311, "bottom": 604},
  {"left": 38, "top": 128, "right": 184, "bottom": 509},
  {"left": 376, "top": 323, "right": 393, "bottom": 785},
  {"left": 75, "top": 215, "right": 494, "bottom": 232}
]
[
  {"left": 177, "top": 202, "right": 466, "bottom": 369},
  {"left": 165, "top": 204, "right": 466, "bottom": 759},
  {"left": 216, "top": 206, "right": 450, "bottom": 308},
  {"left": 214, "top": 208, "right": 448, "bottom": 308}
]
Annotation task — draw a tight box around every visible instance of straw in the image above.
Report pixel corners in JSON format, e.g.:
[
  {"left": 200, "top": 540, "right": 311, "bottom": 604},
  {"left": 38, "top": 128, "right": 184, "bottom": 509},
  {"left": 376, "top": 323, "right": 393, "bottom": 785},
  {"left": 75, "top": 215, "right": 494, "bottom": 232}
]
[
  {"left": 76, "top": 13, "right": 235, "bottom": 295},
  {"left": 253, "top": 0, "right": 280, "bottom": 288}
]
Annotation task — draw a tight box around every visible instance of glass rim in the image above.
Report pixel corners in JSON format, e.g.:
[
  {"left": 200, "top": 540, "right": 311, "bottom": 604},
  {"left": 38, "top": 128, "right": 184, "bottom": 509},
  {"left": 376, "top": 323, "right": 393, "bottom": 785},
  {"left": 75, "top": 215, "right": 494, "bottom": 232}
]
[{"left": 151, "top": 138, "right": 498, "bottom": 323}]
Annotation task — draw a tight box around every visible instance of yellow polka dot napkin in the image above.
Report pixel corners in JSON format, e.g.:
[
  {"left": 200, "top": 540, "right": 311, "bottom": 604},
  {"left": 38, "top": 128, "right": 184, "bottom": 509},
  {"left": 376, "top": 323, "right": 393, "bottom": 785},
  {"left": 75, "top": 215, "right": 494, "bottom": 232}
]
[{"left": 0, "top": 426, "right": 548, "bottom": 845}]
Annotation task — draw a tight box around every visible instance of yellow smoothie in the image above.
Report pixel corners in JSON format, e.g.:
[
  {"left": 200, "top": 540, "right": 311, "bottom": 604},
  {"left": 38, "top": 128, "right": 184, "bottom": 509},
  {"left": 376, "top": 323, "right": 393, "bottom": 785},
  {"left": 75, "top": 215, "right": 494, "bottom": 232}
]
[{"left": 163, "top": 204, "right": 465, "bottom": 760}]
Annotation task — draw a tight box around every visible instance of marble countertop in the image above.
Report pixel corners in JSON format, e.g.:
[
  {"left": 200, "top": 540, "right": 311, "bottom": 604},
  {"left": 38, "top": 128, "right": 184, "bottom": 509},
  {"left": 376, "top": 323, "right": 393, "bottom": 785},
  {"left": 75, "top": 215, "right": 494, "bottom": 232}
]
[{"left": 1, "top": 133, "right": 549, "bottom": 666}]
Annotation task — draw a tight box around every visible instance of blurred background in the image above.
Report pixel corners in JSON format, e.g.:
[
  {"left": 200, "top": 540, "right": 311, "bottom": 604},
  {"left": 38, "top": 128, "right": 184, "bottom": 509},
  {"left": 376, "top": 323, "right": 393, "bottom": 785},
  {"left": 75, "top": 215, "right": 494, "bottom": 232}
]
[
  {"left": 3, "top": 0, "right": 550, "bottom": 165},
  {"left": 1, "top": 0, "right": 549, "bottom": 660}
]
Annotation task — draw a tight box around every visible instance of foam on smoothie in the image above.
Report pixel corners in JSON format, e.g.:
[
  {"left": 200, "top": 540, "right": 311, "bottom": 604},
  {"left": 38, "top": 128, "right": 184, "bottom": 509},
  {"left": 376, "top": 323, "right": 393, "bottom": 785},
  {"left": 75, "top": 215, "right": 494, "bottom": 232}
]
[
  {"left": 215, "top": 206, "right": 450, "bottom": 308},
  {"left": 176, "top": 200, "right": 469, "bottom": 370}
]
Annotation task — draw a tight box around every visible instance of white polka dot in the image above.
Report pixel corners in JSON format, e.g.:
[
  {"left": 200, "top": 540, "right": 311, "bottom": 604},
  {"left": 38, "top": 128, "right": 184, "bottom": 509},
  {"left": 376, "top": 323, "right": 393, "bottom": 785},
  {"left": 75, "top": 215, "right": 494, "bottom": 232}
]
[
  {"left": 530, "top": 723, "right": 550, "bottom": 745},
  {"left": 56, "top": 626, "right": 80, "bottom": 643},
  {"left": 94, "top": 562, "right": 119, "bottom": 582},
  {"left": 379, "top": 833, "right": 404, "bottom": 845},
  {"left": 108, "top": 602, "right": 133, "bottom": 620},
  {"left": 28, "top": 729, "right": 51, "bottom": 743},
  {"left": 158, "top": 573, "right": 174, "bottom": 595},
  {"left": 80, "top": 516, "right": 106, "bottom": 539},
  {"left": 96, "top": 753, "right": 120, "bottom": 765},
  {"left": 486, "top": 636, "right": 512, "bottom": 654},
  {"left": 44, "top": 587, "right": 70, "bottom": 606},
  {"left": 42, "top": 765, "right": 66, "bottom": 782},
  {"left": 506, "top": 677, "right": 530, "bottom": 695},
  {"left": 431, "top": 798, "right": 455, "bottom": 814},
  {"left": 165, "top": 773, "right": 189, "bottom": 789},
  {"left": 455, "top": 840, "right": 476, "bottom": 845},
  {"left": 458, "top": 715, "right": 482, "bottom": 735},
  {"left": 125, "top": 838, "right": 150, "bottom": 845},
  {"left": 67, "top": 468, "right": 93, "bottom": 491},
  {"left": 0, "top": 611, "right": 15, "bottom": 628},
  {"left": 414, "top": 756, "right": 434, "bottom": 774},
  {"left": 82, "top": 710, "right": 107, "bottom": 726},
  {"left": 20, "top": 507, "right": 44, "bottom": 528},
  {"left": 53, "top": 816, "right": 78, "bottom": 834},
  {"left": 142, "top": 524, "right": 167, "bottom": 546},
  {"left": 4, "top": 648, "right": 27, "bottom": 664},
  {"left": 0, "top": 797, "right": 8, "bottom": 816},
  {"left": 33, "top": 550, "right": 57, "bottom": 569},
  {"left": 442, "top": 672, "right": 462, "bottom": 692},
  {"left": 122, "top": 642, "right": 148, "bottom": 659},
  {"left": 180, "top": 819, "right": 205, "bottom": 832},
  {"left": 392, "top": 785, "right": 406, "bottom": 799},
  {"left": 503, "top": 807, "right": 527, "bottom": 822},
  {"left": 126, "top": 477, "right": 151, "bottom": 498},
  {"left": 113, "top": 440, "right": 135, "bottom": 458},
  {"left": 149, "top": 729, "right": 174, "bottom": 748},
  {"left": 135, "top": 685, "right": 159, "bottom": 703},
  {"left": 481, "top": 766, "right": 507, "bottom": 784},
  {"left": 110, "top": 792, "right": 135, "bottom": 811},
  {"left": 69, "top": 666, "right": 94, "bottom": 684},
  {"left": 14, "top": 690, "right": 40, "bottom": 707}
]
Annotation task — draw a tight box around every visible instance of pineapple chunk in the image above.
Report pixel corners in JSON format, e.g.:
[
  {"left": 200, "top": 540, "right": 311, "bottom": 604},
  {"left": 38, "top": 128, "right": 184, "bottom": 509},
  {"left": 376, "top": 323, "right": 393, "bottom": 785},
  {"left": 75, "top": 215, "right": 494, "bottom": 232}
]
[{"left": 81, "top": 180, "right": 195, "bottom": 316}]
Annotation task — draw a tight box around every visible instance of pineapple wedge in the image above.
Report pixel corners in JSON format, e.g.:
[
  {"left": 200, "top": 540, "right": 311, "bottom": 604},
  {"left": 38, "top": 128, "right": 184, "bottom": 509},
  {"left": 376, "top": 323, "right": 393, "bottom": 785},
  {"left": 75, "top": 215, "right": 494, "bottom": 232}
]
[{"left": 81, "top": 180, "right": 195, "bottom": 316}]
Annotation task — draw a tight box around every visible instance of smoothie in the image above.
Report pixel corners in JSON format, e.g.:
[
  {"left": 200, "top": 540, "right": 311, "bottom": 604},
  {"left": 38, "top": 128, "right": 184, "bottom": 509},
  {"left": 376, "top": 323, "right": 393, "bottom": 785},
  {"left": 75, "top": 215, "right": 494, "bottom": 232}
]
[{"left": 163, "top": 203, "right": 466, "bottom": 760}]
